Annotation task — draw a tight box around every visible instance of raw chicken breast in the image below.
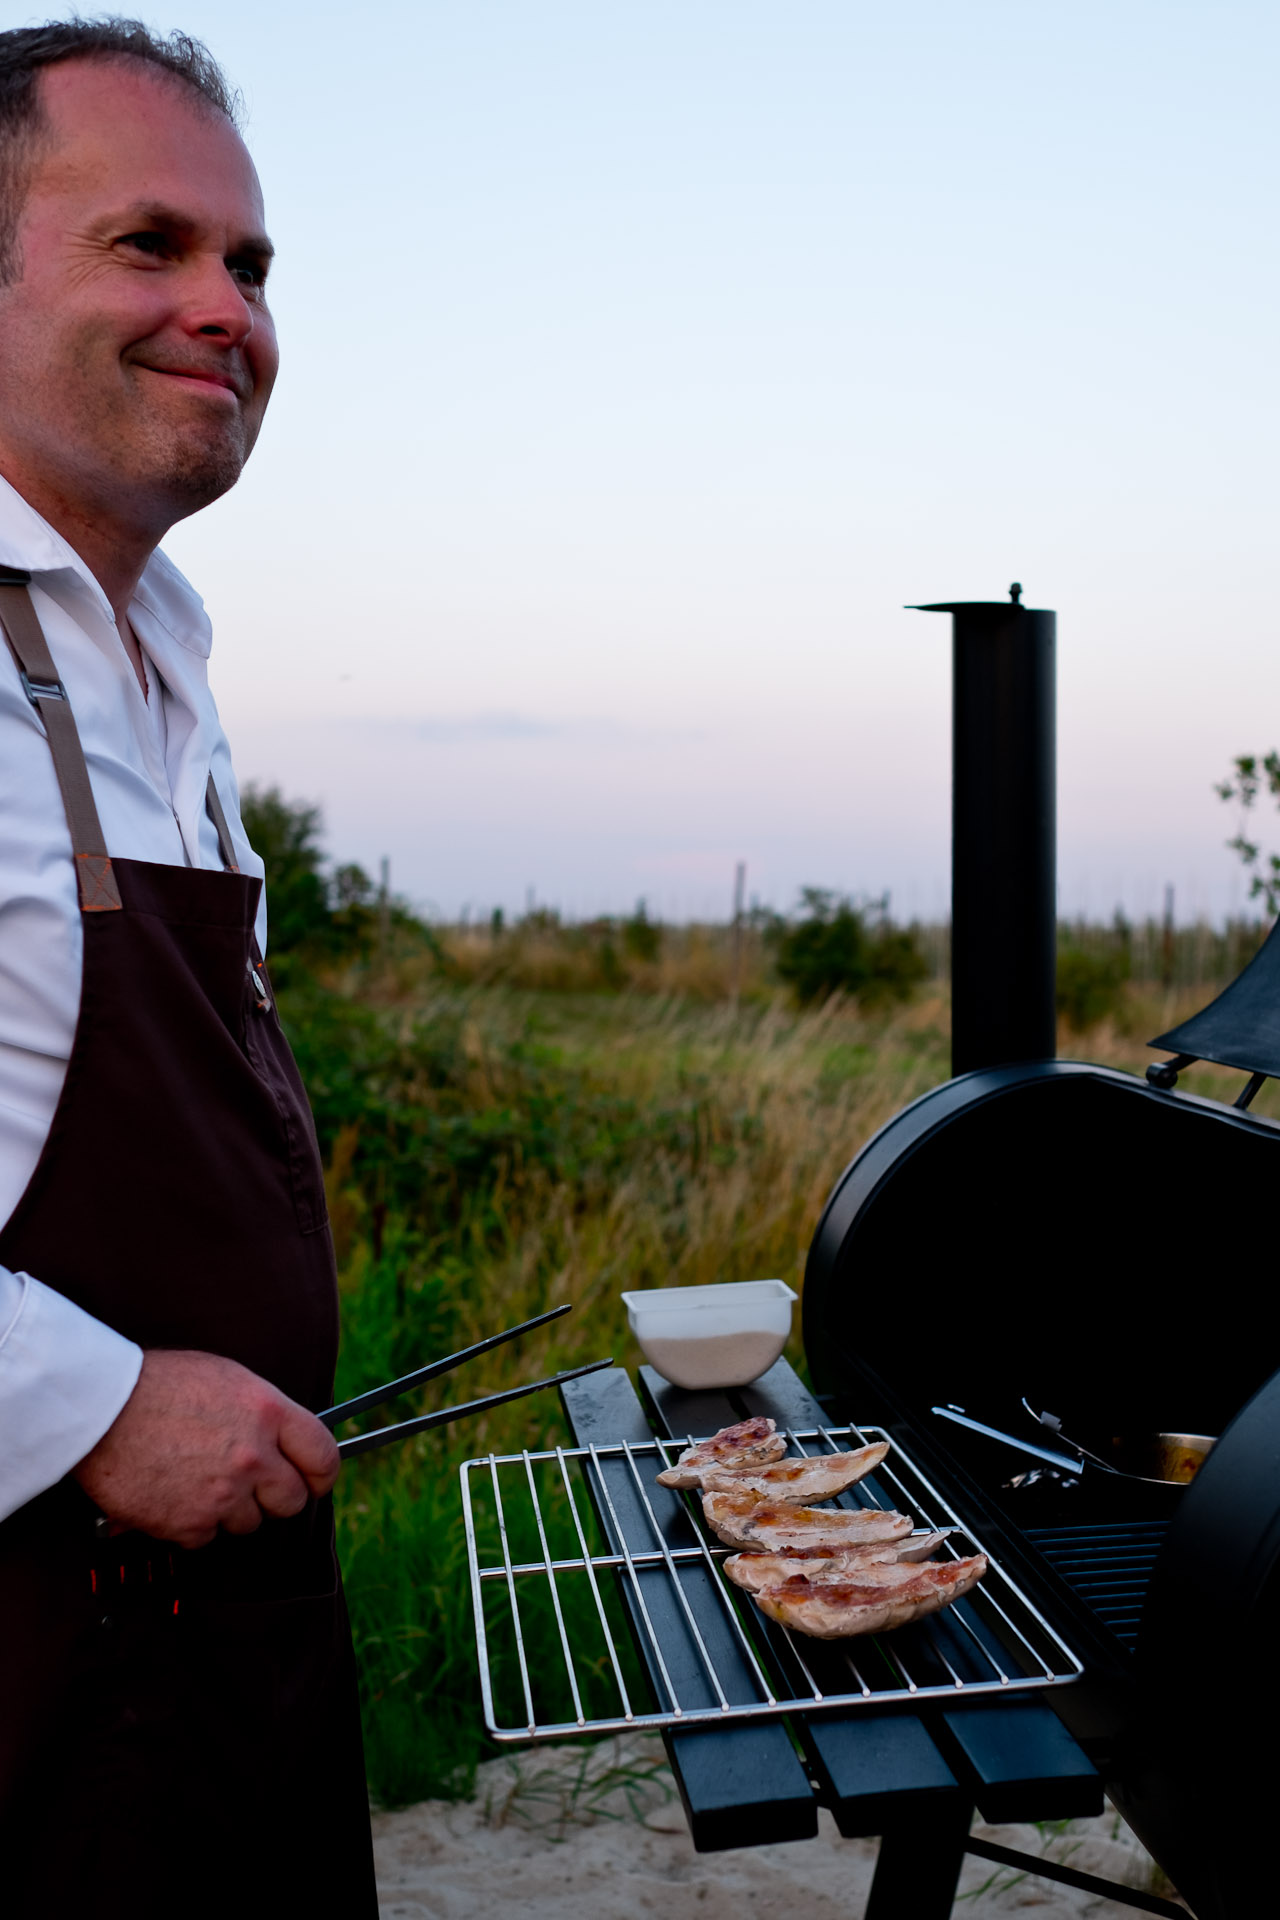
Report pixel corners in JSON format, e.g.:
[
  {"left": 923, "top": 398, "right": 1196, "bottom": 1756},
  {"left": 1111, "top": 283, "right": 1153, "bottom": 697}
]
[
  {"left": 656, "top": 1417, "right": 788, "bottom": 1488},
  {"left": 702, "top": 1492, "right": 912, "bottom": 1554},
  {"left": 754, "top": 1555, "right": 987, "bottom": 1639},
  {"left": 699, "top": 1442, "right": 888, "bottom": 1503},
  {"left": 721, "top": 1531, "right": 952, "bottom": 1594}
]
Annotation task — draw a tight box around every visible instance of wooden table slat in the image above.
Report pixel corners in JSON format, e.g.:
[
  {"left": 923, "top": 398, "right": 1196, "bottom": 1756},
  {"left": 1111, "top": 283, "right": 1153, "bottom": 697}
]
[
  {"left": 935, "top": 1703, "right": 1104, "bottom": 1824},
  {"left": 560, "top": 1369, "right": 817, "bottom": 1852},
  {"left": 736, "top": 1360, "right": 845, "bottom": 1433},
  {"left": 646, "top": 1360, "right": 1101, "bottom": 1832},
  {"left": 638, "top": 1365, "right": 972, "bottom": 1839},
  {"left": 804, "top": 1712, "right": 962, "bottom": 1840}
]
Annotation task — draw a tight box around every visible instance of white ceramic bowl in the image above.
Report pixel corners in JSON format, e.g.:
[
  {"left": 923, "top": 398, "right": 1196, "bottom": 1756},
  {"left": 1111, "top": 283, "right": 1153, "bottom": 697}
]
[{"left": 620, "top": 1279, "right": 799, "bottom": 1390}]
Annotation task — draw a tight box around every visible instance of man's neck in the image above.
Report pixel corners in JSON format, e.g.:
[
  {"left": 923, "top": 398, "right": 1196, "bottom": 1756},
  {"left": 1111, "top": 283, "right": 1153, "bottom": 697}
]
[
  {"left": 0, "top": 460, "right": 155, "bottom": 692},
  {"left": 0, "top": 457, "right": 156, "bottom": 633}
]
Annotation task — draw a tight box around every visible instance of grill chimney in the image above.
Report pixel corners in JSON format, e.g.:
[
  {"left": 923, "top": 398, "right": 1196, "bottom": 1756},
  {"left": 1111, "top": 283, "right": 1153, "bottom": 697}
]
[{"left": 910, "top": 586, "right": 1056, "bottom": 1076}]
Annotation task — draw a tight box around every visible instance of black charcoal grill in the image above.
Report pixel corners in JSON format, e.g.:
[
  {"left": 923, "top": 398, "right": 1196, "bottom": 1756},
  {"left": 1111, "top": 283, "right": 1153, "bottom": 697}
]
[{"left": 801, "top": 589, "right": 1280, "bottom": 1920}]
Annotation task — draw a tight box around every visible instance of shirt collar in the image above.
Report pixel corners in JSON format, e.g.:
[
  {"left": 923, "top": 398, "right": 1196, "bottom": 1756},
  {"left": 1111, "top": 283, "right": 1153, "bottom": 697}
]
[{"left": 0, "top": 472, "right": 212, "bottom": 660}]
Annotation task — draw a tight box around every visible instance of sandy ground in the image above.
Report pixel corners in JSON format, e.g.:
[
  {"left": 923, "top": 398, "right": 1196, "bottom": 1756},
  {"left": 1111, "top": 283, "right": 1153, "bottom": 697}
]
[{"left": 372, "top": 1737, "right": 1185, "bottom": 1918}]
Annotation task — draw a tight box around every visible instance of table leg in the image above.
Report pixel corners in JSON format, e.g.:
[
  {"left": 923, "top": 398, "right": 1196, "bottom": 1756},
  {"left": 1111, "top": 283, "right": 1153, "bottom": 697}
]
[{"left": 863, "top": 1802, "right": 973, "bottom": 1920}]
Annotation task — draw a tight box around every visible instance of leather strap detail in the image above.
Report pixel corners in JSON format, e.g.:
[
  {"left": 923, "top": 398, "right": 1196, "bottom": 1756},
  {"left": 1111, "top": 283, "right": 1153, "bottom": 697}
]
[
  {"left": 75, "top": 852, "right": 123, "bottom": 911},
  {"left": 203, "top": 773, "right": 240, "bottom": 873},
  {"left": 0, "top": 580, "right": 122, "bottom": 913}
]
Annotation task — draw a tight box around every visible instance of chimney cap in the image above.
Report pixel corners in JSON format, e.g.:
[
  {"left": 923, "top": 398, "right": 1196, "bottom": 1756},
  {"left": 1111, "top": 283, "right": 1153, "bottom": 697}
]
[
  {"left": 907, "top": 590, "right": 1046, "bottom": 615},
  {"left": 905, "top": 583, "right": 1036, "bottom": 614}
]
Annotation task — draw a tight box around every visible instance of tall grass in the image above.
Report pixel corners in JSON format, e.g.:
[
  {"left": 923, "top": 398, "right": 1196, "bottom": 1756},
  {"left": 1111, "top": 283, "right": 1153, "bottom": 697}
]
[
  {"left": 437, "top": 907, "right": 1268, "bottom": 1004},
  {"left": 304, "top": 928, "right": 1276, "bottom": 1806}
]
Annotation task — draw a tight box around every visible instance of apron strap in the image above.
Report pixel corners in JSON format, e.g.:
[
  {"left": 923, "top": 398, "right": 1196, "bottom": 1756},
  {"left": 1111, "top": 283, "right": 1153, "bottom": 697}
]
[
  {"left": 0, "top": 570, "right": 122, "bottom": 913},
  {"left": 0, "top": 570, "right": 242, "bottom": 898},
  {"left": 203, "top": 774, "right": 240, "bottom": 873}
]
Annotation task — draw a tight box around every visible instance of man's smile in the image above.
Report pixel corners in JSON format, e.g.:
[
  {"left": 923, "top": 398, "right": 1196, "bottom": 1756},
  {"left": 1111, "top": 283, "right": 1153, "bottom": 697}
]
[{"left": 135, "top": 362, "right": 246, "bottom": 400}]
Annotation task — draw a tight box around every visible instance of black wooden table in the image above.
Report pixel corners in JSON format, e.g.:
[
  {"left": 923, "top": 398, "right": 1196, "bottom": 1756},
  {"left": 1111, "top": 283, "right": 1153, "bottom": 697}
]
[{"left": 559, "top": 1357, "right": 1182, "bottom": 1920}]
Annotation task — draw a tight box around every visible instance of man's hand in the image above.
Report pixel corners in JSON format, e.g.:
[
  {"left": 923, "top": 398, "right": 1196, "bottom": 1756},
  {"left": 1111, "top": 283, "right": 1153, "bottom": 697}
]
[{"left": 71, "top": 1349, "right": 340, "bottom": 1549}]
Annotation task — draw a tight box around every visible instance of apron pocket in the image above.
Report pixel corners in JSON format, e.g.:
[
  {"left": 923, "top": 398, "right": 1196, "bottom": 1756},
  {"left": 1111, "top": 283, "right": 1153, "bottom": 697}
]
[{"left": 242, "top": 997, "right": 331, "bottom": 1236}]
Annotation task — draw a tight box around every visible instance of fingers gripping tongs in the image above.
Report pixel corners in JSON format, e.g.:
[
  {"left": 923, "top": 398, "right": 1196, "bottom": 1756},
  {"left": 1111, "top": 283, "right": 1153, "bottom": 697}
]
[{"left": 320, "top": 1303, "right": 611, "bottom": 1458}]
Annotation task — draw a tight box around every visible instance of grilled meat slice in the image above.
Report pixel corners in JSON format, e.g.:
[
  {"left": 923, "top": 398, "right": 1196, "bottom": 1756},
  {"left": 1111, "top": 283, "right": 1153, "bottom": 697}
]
[
  {"left": 753, "top": 1555, "right": 987, "bottom": 1639},
  {"left": 894, "top": 1528, "right": 953, "bottom": 1562},
  {"left": 725, "top": 1546, "right": 899, "bottom": 1593},
  {"left": 656, "top": 1417, "right": 788, "bottom": 1488},
  {"left": 721, "top": 1531, "right": 953, "bottom": 1595},
  {"left": 699, "top": 1442, "right": 888, "bottom": 1503},
  {"left": 702, "top": 1491, "right": 912, "bottom": 1554}
]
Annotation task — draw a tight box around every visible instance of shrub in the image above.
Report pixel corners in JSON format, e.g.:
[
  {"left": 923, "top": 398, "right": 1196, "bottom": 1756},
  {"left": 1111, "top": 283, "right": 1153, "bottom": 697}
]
[
  {"left": 240, "top": 785, "right": 331, "bottom": 953},
  {"left": 772, "top": 889, "right": 926, "bottom": 1007},
  {"left": 1056, "top": 943, "right": 1130, "bottom": 1030},
  {"left": 623, "top": 899, "right": 662, "bottom": 963}
]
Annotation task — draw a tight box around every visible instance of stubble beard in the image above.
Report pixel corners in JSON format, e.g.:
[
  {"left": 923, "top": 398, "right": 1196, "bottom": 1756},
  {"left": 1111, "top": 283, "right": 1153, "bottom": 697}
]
[
  {"left": 0, "top": 345, "right": 260, "bottom": 543},
  {"left": 52, "top": 379, "right": 261, "bottom": 541},
  {"left": 129, "top": 406, "right": 254, "bottom": 523},
  {"left": 115, "top": 350, "right": 265, "bottom": 522}
]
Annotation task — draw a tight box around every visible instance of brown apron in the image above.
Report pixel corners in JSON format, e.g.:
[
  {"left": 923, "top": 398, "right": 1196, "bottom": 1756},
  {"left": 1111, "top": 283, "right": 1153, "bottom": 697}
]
[{"left": 0, "top": 574, "right": 377, "bottom": 1917}]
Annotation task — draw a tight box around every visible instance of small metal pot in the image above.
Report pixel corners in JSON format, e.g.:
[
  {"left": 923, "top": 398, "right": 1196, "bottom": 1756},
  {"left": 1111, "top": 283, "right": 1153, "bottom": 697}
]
[
  {"left": 1097, "top": 1431, "right": 1216, "bottom": 1485},
  {"left": 1025, "top": 1402, "right": 1216, "bottom": 1486}
]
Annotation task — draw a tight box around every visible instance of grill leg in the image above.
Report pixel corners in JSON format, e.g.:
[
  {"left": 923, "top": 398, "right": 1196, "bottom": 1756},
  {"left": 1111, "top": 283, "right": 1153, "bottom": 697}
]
[{"left": 863, "top": 1803, "right": 973, "bottom": 1920}]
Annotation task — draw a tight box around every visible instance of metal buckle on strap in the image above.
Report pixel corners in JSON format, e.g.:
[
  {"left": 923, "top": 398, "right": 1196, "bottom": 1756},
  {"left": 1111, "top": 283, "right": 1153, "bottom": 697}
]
[
  {"left": 19, "top": 667, "right": 67, "bottom": 707},
  {"left": 247, "top": 957, "right": 272, "bottom": 1011}
]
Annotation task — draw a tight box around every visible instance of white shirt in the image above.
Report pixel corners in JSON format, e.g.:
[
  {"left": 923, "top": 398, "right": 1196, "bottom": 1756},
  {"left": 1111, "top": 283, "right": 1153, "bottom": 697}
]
[{"left": 0, "top": 477, "right": 266, "bottom": 1522}]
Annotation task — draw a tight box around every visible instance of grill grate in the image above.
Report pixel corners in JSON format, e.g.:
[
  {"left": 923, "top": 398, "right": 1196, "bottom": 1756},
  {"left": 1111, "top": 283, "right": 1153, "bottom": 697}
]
[
  {"left": 462, "top": 1423, "right": 1084, "bottom": 1743},
  {"left": 1024, "top": 1520, "right": 1170, "bottom": 1649}
]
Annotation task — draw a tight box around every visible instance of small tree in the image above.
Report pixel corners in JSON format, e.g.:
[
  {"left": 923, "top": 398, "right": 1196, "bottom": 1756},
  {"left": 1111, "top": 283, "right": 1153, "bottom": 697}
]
[
  {"left": 1217, "top": 753, "right": 1280, "bottom": 916},
  {"left": 772, "top": 888, "right": 926, "bottom": 1007},
  {"left": 623, "top": 899, "right": 662, "bottom": 963},
  {"left": 240, "top": 784, "right": 331, "bottom": 952}
]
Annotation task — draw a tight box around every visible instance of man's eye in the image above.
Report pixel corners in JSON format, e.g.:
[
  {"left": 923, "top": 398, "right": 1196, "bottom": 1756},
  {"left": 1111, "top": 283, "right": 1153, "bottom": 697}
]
[
  {"left": 119, "top": 231, "right": 172, "bottom": 260},
  {"left": 228, "top": 260, "right": 268, "bottom": 290}
]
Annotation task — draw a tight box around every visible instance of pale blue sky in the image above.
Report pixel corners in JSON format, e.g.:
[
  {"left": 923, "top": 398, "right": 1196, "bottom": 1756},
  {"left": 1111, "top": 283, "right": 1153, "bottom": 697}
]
[{"left": 65, "top": 1, "right": 1279, "bottom": 919}]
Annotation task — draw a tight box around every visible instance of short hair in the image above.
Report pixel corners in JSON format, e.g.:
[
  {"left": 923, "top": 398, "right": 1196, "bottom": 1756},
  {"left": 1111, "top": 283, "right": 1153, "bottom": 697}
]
[{"left": 0, "top": 17, "right": 239, "bottom": 283}]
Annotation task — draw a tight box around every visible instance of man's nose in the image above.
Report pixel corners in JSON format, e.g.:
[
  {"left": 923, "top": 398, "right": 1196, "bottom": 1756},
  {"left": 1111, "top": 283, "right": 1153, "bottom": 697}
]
[{"left": 178, "top": 253, "right": 258, "bottom": 348}]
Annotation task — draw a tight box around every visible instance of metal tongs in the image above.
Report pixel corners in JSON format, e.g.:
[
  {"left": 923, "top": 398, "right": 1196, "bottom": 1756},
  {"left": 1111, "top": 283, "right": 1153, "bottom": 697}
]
[
  {"left": 1019, "top": 1398, "right": 1121, "bottom": 1475},
  {"left": 321, "top": 1302, "right": 611, "bottom": 1458},
  {"left": 930, "top": 1403, "right": 1084, "bottom": 1475},
  {"left": 1019, "top": 1398, "right": 1216, "bottom": 1485}
]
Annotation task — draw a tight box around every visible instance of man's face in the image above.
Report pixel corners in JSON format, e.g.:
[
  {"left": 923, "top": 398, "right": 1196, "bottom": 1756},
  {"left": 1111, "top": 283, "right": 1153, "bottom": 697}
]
[{"left": 0, "top": 57, "right": 278, "bottom": 538}]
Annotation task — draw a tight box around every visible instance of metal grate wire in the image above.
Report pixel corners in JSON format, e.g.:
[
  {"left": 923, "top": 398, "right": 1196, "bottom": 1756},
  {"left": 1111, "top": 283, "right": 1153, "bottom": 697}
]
[
  {"left": 462, "top": 1422, "right": 1084, "bottom": 1742},
  {"left": 1025, "top": 1520, "right": 1170, "bottom": 1650}
]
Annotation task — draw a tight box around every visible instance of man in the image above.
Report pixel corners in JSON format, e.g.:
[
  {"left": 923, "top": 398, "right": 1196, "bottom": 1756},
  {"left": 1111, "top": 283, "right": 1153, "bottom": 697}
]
[{"left": 0, "top": 22, "right": 376, "bottom": 1915}]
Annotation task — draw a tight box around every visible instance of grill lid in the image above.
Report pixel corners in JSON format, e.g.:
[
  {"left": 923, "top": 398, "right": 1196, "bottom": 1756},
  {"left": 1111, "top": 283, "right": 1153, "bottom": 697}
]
[{"left": 802, "top": 1061, "right": 1280, "bottom": 1445}]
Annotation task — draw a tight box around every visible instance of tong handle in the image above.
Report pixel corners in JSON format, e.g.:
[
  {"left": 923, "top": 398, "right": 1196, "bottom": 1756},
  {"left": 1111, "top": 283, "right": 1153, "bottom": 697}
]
[{"left": 321, "top": 1301, "right": 573, "bottom": 1429}]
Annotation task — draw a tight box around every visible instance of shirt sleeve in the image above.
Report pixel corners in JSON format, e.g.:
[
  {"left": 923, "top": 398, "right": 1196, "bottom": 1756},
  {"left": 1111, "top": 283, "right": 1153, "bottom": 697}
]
[{"left": 0, "top": 1265, "right": 142, "bottom": 1524}]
